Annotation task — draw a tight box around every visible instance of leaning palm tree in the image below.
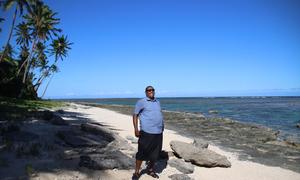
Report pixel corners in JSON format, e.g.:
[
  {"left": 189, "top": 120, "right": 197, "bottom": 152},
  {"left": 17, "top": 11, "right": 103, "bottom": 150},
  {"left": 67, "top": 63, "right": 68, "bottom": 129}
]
[
  {"left": 19, "top": 0, "right": 61, "bottom": 83},
  {"left": 50, "top": 35, "right": 72, "bottom": 63},
  {"left": 0, "top": 0, "right": 32, "bottom": 62},
  {"left": 40, "top": 35, "right": 72, "bottom": 98},
  {"left": 32, "top": 41, "right": 48, "bottom": 91}
]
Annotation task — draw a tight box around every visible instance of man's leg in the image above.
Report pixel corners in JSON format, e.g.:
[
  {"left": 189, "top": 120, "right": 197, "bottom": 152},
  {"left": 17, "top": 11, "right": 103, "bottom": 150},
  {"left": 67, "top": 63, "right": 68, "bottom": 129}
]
[
  {"left": 134, "top": 159, "right": 143, "bottom": 175},
  {"left": 147, "top": 160, "right": 155, "bottom": 171},
  {"left": 146, "top": 160, "right": 159, "bottom": 178}
]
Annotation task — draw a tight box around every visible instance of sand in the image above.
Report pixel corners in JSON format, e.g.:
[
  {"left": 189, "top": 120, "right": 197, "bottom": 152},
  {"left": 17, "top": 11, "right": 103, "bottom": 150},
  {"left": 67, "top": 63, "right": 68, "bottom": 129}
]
[{"left": 37, "top": 103, "right": 300, "bottom": 180}]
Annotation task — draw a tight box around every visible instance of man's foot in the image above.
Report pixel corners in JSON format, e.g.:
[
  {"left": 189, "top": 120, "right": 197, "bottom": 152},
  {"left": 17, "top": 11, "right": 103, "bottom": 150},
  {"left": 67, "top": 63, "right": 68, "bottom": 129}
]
[
  {"left": 132, "top": 172, "right": 140, "bottom": 180},
  {"left": 147, "top": 169, "right": 159, "bottom": 179}
]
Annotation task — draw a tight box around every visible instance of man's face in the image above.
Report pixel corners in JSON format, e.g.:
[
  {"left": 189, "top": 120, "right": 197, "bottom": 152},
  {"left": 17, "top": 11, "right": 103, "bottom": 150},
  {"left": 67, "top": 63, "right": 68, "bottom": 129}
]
[{"left": 145, "top": 87, "right": 155, "bottom": 99}]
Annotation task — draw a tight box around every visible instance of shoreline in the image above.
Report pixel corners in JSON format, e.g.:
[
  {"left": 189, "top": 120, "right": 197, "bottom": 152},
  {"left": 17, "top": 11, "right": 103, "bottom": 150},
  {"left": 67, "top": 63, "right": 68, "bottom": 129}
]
[
  {"left": 77, "top": 102, "right": 300, "bottom": 173},
  {"left": 1, "top": 101, "right": 300, "bottom": 179},
  {"left": 67, "top": 100, "right": 300, "bottom": 142},
  {"left": 67, "top": 102, "right": 300, "bottom": 179}
]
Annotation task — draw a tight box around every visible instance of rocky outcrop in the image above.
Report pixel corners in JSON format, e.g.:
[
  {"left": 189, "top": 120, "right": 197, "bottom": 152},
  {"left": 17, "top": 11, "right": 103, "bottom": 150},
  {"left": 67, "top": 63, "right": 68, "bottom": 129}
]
[
  {"left": 79, "top": 150, "right": 134, "bottom": 170},
  {"left": 168, "top": 174, "right": 193, "bottom": 180},
  {"left": 49, "top": 114, "right": 68, "bottom": 125},
  {"left": 168, "top": 159, "right": 194, "bottom": 174},
  {"left": 126, "top": 135, "right": 138, "bottom": 144},
  {"left": 170, "top": 140, "right": 231, "bottom": 168},
  {"left": 81, "top": 123, "right": 115, "bottom": 142},
  {"left": 193, "top": 138, "right": 208, "bottom": 148},
  {"left": 34, "top": 110, "right": 68, "bottom": 125},
  {"left": 56, "top": 130, "right": 110, "bottom": 148}
]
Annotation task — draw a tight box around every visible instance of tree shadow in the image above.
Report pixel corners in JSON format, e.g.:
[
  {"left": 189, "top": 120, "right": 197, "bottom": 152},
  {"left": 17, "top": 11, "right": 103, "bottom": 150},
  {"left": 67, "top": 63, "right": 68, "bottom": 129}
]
[{"left": 0, "top": 107, "right": 136, "bottom": 179}]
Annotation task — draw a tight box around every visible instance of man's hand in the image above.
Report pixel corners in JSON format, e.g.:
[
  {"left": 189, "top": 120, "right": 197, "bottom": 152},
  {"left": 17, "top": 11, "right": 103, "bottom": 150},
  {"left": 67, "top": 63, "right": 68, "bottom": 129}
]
[
  {"left": 133, "top": 114, "right": 140, "bottom": 137},
  {"left": 135, "top": 129, "right": 140, "bottom": 137}
]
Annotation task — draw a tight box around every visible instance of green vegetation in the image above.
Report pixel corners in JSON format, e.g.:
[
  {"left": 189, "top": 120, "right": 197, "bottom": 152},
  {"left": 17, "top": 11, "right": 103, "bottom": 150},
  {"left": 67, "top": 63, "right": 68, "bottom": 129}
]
[
  {"left": 25, "top": 163, "right": 35, "bottom": 176},
  {"left": 0, "top": 96, "right": 65, "bottom": 121},
  {"left": 0, "top": 0, "right": 72, "bottom": 99}
]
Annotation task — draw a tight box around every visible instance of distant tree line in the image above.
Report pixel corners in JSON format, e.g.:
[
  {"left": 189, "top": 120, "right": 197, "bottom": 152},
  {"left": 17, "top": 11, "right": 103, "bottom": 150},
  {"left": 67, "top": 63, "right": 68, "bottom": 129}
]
[{"left": 0, "top": 0, "right": 72, "bottom": 99}]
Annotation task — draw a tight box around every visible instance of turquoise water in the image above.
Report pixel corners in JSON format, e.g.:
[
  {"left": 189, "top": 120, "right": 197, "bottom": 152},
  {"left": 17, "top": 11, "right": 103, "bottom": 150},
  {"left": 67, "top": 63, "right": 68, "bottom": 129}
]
[{"left": 64, "top": 97, "right": 300, "bottom": 142}]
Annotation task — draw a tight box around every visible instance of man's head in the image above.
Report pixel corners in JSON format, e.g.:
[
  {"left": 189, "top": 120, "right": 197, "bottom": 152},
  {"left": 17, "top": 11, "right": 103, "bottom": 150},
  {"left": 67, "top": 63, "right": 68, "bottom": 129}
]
[{"left": 145, "top": 86, "right": 155, "bottom": 99}]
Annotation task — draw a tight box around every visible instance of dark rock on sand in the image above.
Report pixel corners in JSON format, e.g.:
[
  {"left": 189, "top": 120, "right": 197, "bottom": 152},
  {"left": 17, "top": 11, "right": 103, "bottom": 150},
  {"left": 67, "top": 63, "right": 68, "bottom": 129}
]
[
  {"left": 193, "top": 138, "right": 208, "bottom": 148},
  {"left": 168, "top": 159, "right": 194, "bottom": 174},
  {"left": 297, "top": 123, "right": 300, "bottom": 128},
  {"left": 126, "top": 135, "right": 138, "bottom": 144},
  {"left": 81, "top": 123, "right": 114, "bottom": 142},
  {"left": 170, "top": 140, "right": 231, "bottom": 168},
  {"left": 56, "top": 109, "right": 65, "bottom": 114},
  {"left": 79, "top": 150, "right": 135, "bottom": 170},
  {"left": 0, "top": 122, "right": 20, "bottom": 135},
  {"left": 49, "top": 114, "right": 68, "bottom": 125},
  {"left": 56, "top": 130, "right": 110, "bottom": 148},
  {"left": 4, "top": 131, "right": 39, "bottom": 142},
  {"left": 168, "top": 174, "right": 193, "bottom": 180},
  {"left": 33, "top": 110, "right": 68, "bottom": 125},
  {"left": 41, "top": 110, "right": 54, "bottom": 120}
]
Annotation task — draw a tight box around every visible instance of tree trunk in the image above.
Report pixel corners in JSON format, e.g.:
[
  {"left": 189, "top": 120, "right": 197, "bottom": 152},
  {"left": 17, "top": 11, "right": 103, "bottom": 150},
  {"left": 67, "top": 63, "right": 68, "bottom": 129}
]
[
  {"left": 34, "top": 70, "right": 48, "bottom": 92},
  {"left": 22, "top": 38, "right": 37, "bottom": 83},
  {"left": 41, "top": 73, "right": 54, "bottom": 98},
  {"left": 40, "top": 58, "right": 59, "bottom": 98},
  {"left": 0, "top": 7, "right": 17, "bottom": 62},
  {"left": 35, "top": 55, "right": 60, "bottom": 92}
]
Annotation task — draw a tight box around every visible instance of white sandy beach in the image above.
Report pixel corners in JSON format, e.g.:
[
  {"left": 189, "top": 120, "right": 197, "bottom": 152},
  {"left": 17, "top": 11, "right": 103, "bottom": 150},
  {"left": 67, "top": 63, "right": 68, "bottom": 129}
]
[{"left": 37, "top": 103, "right": 300, "bottom": 180}]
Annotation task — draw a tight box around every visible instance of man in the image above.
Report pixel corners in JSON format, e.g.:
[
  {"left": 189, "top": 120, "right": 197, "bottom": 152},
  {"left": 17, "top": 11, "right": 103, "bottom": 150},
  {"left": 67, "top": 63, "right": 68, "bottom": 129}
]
[{"left": 132, "top": 86, "right": 164, "bottom": 179}]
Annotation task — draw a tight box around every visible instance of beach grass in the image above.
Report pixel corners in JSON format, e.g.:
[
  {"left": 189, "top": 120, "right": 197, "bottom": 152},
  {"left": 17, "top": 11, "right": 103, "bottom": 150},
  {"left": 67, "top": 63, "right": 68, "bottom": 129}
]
[{"left": 0, "top": 97, "right": 66, "bottom": 121}]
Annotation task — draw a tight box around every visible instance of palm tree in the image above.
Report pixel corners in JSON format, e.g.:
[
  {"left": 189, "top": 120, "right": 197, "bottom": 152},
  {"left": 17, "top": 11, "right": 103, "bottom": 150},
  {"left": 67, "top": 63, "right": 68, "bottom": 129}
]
[
  {"left": 1, "top": 43, "right": 15, "bottom": 60},
  {"left": 15, "top": 21, "right": 30, "bottom": 47},
  {"left": 0, "top": 0, "right": 32, "bottom": 62},
  {"left": 50, "top": 35, "right": 72, "bottom": 62},
  {"left": 40, "top": 35, "right": 72, "bottom": 98},
  {"left": 0, "top": 17, "right": 4, "bottom": 32},
  {"left": 20, "top": 1, "right": 61, "bottom": 83}
]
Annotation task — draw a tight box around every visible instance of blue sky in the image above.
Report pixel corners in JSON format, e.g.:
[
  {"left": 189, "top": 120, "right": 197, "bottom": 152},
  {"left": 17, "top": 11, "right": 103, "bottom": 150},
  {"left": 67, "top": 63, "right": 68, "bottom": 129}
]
[{"left": 1, "top": 0, "right": 300, "bottom": 98}]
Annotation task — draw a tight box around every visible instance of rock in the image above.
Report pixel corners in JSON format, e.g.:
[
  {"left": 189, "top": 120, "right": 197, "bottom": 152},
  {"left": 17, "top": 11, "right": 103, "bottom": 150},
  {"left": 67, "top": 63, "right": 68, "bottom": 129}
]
[
  {"left": 79, "top": 155, "right": 99, "bottom": 169},
  {"left": 15, "top": 142, "right": 41, "bottom": 157},
  {"left": 49, "top": 114, "right": 68, "bottom": 125},
  {"left": 81, "top": 123, "right": 114, "bottom": 142},
  {"left": 56, "top": 109, "right": 65, "bottom": 114},
  {"left": 168, "top": 159, "right": 194, "bottom": 174},
  {"left": 193, "top": 138, "right": 208, "bottom": 148},
  {"left": 0, "top": 122, "right": 20, "bottom": 135},
  {"left": 208, "top": 110, "right": 218, "bottom": 114},
  {"left": 4, "top": 131, "right": 39, "bottom": 142},
  {"left": 126, "top": 135, "right": 134, "bottom": 141},
  {"left": 170, "top": 141, "right": 231, "bottom": 168},
  {"left": 297, "top": 124, "right": 300, "bottom": 128},
  {"left": 33, "top": 110, "right": 68, "bottom": 125},
  {"left": 79, "top": 150, "right": 135, "bottom": 170},
  {"left": 131, "top": 139, "right": 138, "bottom": 144},
  {"left": 168, "top": 174, "right": 193, "bottom": 180},
  {"left": 56, "top": 130, "right": 110, "bottom": 148},
  {"left": 42, "top": 110, "right": 54, "bottom": 120},
  {"left": 126, "top": 135, "right": 138, "bottom": 144}
]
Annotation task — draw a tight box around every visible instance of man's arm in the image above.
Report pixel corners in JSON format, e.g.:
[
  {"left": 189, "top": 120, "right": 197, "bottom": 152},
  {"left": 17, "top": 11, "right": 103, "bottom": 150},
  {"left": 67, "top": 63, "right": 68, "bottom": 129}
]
[{"left": 133, "top": 114, "right": 140, "bottom": 137}]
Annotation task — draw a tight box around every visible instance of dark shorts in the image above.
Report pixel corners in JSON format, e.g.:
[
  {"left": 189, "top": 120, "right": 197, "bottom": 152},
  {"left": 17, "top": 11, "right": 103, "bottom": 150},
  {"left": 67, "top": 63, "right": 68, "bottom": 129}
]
[{"left": 136, "top": 131, "right": 163, "bottom": 162}]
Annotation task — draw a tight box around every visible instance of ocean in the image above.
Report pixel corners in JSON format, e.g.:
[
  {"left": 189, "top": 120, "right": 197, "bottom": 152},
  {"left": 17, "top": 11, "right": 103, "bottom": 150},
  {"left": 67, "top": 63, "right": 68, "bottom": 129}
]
[{"left": 64, "top": 96, "right": 300, "bottom": 143}]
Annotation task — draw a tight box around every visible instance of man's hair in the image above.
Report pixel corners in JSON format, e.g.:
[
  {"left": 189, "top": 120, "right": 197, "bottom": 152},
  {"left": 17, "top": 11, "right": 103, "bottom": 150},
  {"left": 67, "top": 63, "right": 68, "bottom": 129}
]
[{"left": 145, "top": 85, "right": 154, "bottom": 91}]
